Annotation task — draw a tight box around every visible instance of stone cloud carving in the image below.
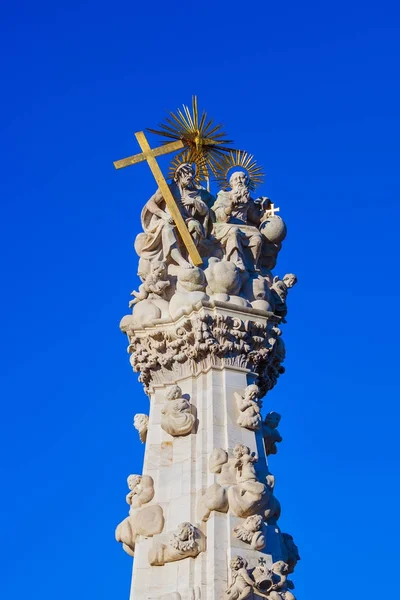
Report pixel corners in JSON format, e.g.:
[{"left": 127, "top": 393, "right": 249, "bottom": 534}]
[
  {"left": 161, "top": 385, "right": 195, "bottom": 437},
  {"left": 235, "top": 384, "right": 262, "bottom": 431},
  {"left": 133, "top": 413, "right": 149, "bottom": 443},
  {"left": 233, "top": 514, "right": 266, "bottom": 551},
  {"left": 115, "top": 475, "right": 164, "bottom": 557},
  {"left": 149, "top": 522, "right": 206, "bottom": 566}
]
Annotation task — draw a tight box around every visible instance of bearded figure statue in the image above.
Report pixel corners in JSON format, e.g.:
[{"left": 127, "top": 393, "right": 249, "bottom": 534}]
[
  {"left": 135, "top": 163, "right": 214, "bottom": 273},
  {"left": 211, "top": 171, "right": 263, "bottom": 272}
]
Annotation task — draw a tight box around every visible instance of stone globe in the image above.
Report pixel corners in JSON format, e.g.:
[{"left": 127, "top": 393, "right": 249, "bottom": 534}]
[{"left": 261, "top": 216, "right": 287, "bottom": 244}]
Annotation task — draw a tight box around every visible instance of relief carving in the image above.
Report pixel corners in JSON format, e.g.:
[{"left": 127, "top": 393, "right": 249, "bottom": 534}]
[
  {"left": 115, "top": 474, "right": 164, "bottom": 557},
  {"left": 133, "top": 413, "right": 149, "bottom": 443},
  {"left": 199, "top": 444, "right": 280, "bottom": 523},
  {"left": 149, "top": 522, "right": 205, "bottom": 566},
  {"left": 161, "top": 385, "right": 195, "bottom": 437},
  {"left": 225, "top": 558, "right": 296, "bottom": 600},
  {"left": 235, "top": 384, "right": 262, "bottom": 431},
  {"left": 233, "top": 514, "right": 266, "bottom": 550},
  {"left": 122, "top": 309, "right": 285, "bottom": 396}
]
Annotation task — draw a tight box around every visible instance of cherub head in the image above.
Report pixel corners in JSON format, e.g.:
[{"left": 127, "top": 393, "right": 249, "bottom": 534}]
[
  {"left": 264, "top": 411, "right": 281, "bottom": 429},
  {"left": 167, "top": 385, "right": 183, "bottom": 401},
  {"left": 283, "top": 273, "right": 297, "bottom": 289},
  {"left": 245, "top": 514, "right": 263, "bottom": 532},
  {"left": 272, "top": 561, "right": 289, "bottom": 575},
  {"left": 127, "top": 474, "right": 141, "bottom": 491},
  {"left": 233, "top": 443, "right": 251, "bottom": 459},
  {"left": 176, "top": 522, "right": 194, "bottom": 542},
  {"left": 133, "top": 413, "right": 149, "bottom": 430},
  {"left": 230, "top": 556, "right": 248, "bottom": 571},
  {"left": 244, "top": 384, "right": 259, "bottom": 403}
]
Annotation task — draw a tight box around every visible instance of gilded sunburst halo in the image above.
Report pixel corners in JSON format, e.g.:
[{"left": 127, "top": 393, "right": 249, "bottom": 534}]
[
  {"left": 147, "top": 96, "right": 236, "bottom": 185},
  {"left": 213, "top": 150, "right": 265, "bottom": 191}
]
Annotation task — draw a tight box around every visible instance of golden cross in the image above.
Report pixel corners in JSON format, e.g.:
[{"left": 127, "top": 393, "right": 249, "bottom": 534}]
[{"left": 113, "top": 132, "right": 203, "bottom": 266}]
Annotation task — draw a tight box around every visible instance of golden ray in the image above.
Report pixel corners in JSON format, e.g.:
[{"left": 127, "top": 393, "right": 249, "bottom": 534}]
[
  {"left": 148, "top": 96, "right": 236, "bottom": 183},
  {"left": 213, "top": 150, "right": 265, "bottom": 191}
]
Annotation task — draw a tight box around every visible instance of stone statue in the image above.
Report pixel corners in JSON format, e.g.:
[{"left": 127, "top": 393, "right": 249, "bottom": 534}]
[
  {"left": 233, "top": 514, "right": 266, "bottom": 550},
  {"left": 266, "top": 561, "right": 296, "bottom": 600},
  {"left": 224, "top": 556, "right": 258, "bottom": 600},
  {"left": 235, "top": 384, "right": 262, "bottom": 430},
  {"left": 262, "top": 411, "right": 282, "bottom": 456},
  {"left": 129, "top": 263, "right": 170, "bottom": 307},
  {"left": 133, "top": 413, "right": 149, "bottom": 443},
  {"left": 135, "top": 163, "right": 213, "bottom": 271},
  {"left": 126, "top": 474, "right": 155, "bottom": 510},
  {"left": 270, "top": 274, "right": 297, "bottom": 322},
  {"left": 212, "top": 171, "right": 264, "bottom": 272},
  {"left": 161, "top": 385, "right": 195, "bottom": 436},
  {"left": 280, "top": 533, "right": 300, "bottom": 574},
  {"left": 200, "top": 444, "right": 281, "bottom": 523},
  {"left": 115, "top": 474, "right": 164, "bottom": 557},
  {"left": 149, "top": 522, "right": 205, "bottom": 566}
]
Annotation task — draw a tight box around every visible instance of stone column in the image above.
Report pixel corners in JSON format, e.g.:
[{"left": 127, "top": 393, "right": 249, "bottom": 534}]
[{"left": 116, "top": 301, "right": 299, "bottom": 600}]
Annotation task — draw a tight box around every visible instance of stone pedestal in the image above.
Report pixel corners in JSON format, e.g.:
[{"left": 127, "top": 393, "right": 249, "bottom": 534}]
[{"left": 116, "top": 302, "right": 298, "bottom": 600}]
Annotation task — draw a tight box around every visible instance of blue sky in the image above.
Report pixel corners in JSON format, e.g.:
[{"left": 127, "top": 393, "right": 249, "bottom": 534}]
[{"left": 1, "top": 1, "right": 399, "bottom": 599}]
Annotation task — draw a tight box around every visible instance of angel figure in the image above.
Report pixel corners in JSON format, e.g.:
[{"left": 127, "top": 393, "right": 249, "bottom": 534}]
[
  {"left": 236, "top": 384, "right": 262, "bottom": 431},
  {"left": 161, "top": 385, "right": 195, "bottom": 436},
  {"left": 224, "top": 556, "right": 258, "bottom": 600},
  {"left": 270, "top": 274, "right": 297, "bottom": 322},
  {"left": 129, "top": 262, "right": 170, "bottom": 308}
]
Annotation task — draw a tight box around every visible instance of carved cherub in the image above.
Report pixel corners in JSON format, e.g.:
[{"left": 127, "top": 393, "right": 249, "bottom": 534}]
[
  {"left": 129, "top": 262, "right": 170, "bottom": 308},
  {"left": 268, "top": 561, "right": 296, "bottom": 600},
  {"left": 263, "top": 411, "right": 282, "bottom": 456},
  {"left": 133, "top": 413, "right": 149, "bottom": 443},
  {"left": 233, "top": 514, "right": 266, "bottom": 550},
  {"left": 126, "top": 474, "right": 155, "bottom": 510},
  {"left": 235, "top": 384, "right": 262, "bottom": 431},
  {"left": 224, "top": 556, "right": 258, "bottom": 600},
  {"left": 161, "top": 385, "right": 195, "bottom": 437},
  {"left": 270, "top": 274, "right": 297, "bottom": 322},
  {"left": 149, "top": 522, "right": 204, "bottom": 566},
  {"left": 233, "top": 444, "right": 258, "bottom": 483}
]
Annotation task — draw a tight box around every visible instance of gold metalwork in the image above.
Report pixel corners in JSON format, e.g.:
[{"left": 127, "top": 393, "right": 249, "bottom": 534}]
[
  {"left": 148, "top": 96, "right": 235, "bottom": 183},
  {"left": 113, "top": 132, "right": 202, "bottom": 266},
  {"left": 213, "top": 150, "right": 265, "bottom": 191}
]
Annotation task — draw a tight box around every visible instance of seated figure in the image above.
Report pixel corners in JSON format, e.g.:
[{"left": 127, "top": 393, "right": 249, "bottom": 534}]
[{"left": 212, "top": 171, "right": 263, "bottom": 272}]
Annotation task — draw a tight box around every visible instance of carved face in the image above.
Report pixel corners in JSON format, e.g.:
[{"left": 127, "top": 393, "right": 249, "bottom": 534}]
[
  {"left": 177, "top": 522, "right": 193, "bottom": 540},
  {"left": 283, "top": 274, "right": 297, "bottom": 288},
  {"left": 230, "top": 556, "right": 247, "bottom": 571},
  {"left": 127, "top": 475, "right": 141, "bottom": 490},
  {"left": 246, "top": 515, "right": 263, "bottom": 531},
  {"left": 245, "top": 384, "right": 259, "bottom": 402},
  {"left": 233, "top": 443, "right": 250, "bottom": 458},
  {"left": 134, "top": 414, "right": 148, "bottom": 430},
  {"left": 167, "top": 385, "right": 182, "bottom": 401},
  {"left": 176, "top": 164, "right": 195, "bottom": 188},
  {"left": 230, "top": 171, "right": 249, "bottom": 190},
  {"left": 272, "top": 561, "right": 288, "bottom": 575}
]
